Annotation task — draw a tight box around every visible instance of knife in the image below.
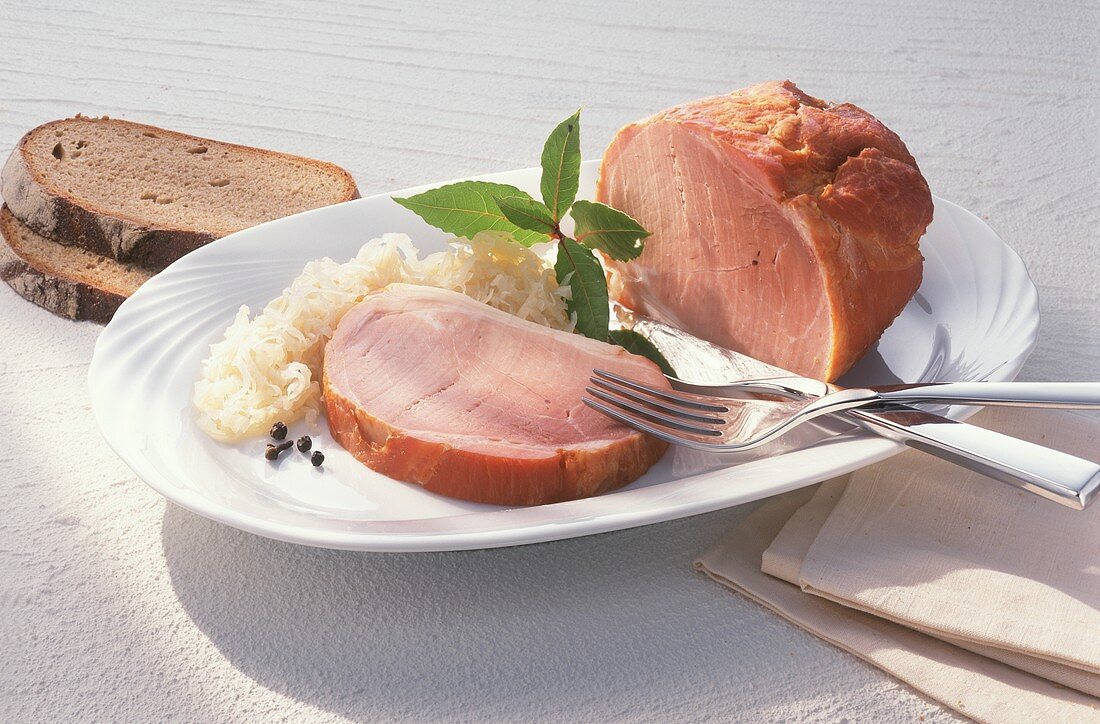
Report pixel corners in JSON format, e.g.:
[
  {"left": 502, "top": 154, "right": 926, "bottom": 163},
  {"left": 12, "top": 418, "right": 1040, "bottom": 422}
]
[{"left": 617, "top": 307, "right": 1100, "bottom": 510}]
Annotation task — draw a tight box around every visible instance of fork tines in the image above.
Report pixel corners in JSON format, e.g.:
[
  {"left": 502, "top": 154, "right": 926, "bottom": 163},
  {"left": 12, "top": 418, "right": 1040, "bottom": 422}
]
[{"left": 583, "top": 368, "right": 727, "bottom": 444}]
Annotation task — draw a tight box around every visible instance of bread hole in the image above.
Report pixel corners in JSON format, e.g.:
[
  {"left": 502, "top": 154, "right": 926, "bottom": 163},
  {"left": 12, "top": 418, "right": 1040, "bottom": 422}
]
[
  {"left": 187, "top": 146, "right": 208, "bottom": 154},
  {"left": 142, "top": 131, "right": 158, "bottom": 138},
  {"left": 209, "top": 178, "right": 230, "bottom": 187},
  {"left": 140, "top": 192, "right": 157, "bottom": 201},
  {"left": 76, "top": 140, "right": 87, "bottom": 149},
  {"left": 155, "top": 196, "right": 175, "bottom": 204},
  {"left": 52, "top": 143, "right": 64, "bottom": 160}
]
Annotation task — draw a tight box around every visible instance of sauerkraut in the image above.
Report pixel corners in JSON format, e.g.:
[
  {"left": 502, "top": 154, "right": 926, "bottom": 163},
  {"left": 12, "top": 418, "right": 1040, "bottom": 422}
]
[{"left": 194, "top": 231, "right": 570, "bottom": 441}]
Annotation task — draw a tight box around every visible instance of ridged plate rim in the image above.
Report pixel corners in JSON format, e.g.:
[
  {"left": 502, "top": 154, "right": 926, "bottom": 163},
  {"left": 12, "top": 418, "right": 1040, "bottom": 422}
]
[{"left": 88, "top": 162, "right": 1040, "bottom": 551}]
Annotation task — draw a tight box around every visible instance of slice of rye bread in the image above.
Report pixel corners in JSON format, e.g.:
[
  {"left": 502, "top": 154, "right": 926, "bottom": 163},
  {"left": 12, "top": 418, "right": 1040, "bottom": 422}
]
[
  {"left": 1, "top": 115, "right": 360, "bottom": 269},
  {"left": 0, "top": 204, "right": 152, "bottom": 323}
]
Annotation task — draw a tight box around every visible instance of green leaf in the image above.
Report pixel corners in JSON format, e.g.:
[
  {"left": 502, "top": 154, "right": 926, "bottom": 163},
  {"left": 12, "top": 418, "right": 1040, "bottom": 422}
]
[
  {"left": 497, "top": 196, "right": 557, "bottom": 235},
  {"left": 540, "top": 110, "right": 582, "bottom": 222},
  {"left": 393, "top": 181, "right": 550, "bottom": 247},
  {"left": 608, "top": 329, "right": 676, "bottom": 377},
  {"left": 570, "top": 200, "right": 651, "bottom": 261},
  {"left": 554, "top": 237, "right": 609, "bottom": 342}
]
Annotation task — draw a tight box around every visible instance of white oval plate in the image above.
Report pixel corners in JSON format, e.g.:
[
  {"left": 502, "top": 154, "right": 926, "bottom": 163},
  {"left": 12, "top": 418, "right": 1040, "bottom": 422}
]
[{"left": 89, "top": 162, "right": 1039, "bottom": 551}]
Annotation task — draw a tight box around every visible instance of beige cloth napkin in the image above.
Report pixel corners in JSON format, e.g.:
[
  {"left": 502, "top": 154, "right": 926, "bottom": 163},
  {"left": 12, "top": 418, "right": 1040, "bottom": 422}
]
[{"left": 697, "top": 409, "right": 1100, "bottom": 722}]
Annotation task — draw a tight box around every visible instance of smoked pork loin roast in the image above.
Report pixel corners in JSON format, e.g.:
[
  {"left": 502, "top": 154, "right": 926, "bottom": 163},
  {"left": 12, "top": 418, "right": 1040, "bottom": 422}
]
[
  {"left": 323, "top": 284, "right": 669, "bottom": 506},
  {"left": 596, "top": 81, "right": 934, "bottom": 381}
]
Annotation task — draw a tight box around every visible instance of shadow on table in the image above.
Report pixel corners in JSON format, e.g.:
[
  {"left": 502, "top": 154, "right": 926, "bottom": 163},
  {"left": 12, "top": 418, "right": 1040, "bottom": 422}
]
[{"left": 159, "top": 500, "right": 837, "bottom": 721}]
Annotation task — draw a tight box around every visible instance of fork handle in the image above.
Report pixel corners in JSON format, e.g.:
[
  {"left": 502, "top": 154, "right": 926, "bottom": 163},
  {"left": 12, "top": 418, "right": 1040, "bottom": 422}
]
[
  {"left": 872, "top": 382, "right": 1100, "bottom": 409},
  {"left": 845, "top": 406, "right": 1100, "bottom": 509}
]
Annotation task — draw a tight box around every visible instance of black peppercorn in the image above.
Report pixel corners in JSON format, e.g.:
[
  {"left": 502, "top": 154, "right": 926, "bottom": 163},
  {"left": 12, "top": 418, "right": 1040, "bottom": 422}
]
[
  {"left": 296, "top": 436, "right": 312, "bottom": 453},
  {"left": 270, "top": 421, "right": 288, "bottom": 440},
  {"left": 265, "top": 440, "right": 293, "bottom": 460},
  {"left": 311, "top": 450, "right": 324, "bottom": 467}
]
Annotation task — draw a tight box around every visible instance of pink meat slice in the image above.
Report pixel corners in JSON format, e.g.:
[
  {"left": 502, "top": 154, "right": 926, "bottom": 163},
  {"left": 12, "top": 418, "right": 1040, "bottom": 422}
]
[
  {"left": 322, "top": 284, "right": 669, "bottom": 506},
  {"left": 596, "top": 80, "right": 934, "bottom": 381}
]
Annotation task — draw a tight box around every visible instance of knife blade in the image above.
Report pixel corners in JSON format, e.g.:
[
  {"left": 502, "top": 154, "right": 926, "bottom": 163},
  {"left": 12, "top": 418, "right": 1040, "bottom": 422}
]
[{"left": 617, "top": 307, "right": 1100, "bottom": 509}]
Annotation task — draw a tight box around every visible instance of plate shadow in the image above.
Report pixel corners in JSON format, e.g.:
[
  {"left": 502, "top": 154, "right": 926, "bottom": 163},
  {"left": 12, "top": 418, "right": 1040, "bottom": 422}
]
[{"left": 159, "top": 501, "right": 878, "bottom": 721}]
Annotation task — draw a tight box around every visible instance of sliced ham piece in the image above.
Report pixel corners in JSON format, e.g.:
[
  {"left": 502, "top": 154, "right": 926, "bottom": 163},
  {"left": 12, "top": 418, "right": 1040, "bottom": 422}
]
[
  {"left": 322, "top": 284, "right": 669, "bottom": 506},
  {"left": 596, "top": 80, "right": 934, "bottom": 381}
]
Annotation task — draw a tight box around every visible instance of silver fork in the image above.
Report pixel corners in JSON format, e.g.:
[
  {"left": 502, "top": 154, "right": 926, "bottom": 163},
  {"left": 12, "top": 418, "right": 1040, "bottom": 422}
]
[
  {"left": 672, "top": 377, "right": 1100, "bottom": 409},
  {"left": 584, "top": 370, "right": 1100, "bottom": 452}
]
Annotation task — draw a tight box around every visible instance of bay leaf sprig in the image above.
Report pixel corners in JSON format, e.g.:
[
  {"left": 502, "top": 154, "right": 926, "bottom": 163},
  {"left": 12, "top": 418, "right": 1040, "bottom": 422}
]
[
  {"left": 554, "top": 237, "right": 609, "bottom": 340},
  {"left": 540, "top": 110, "right": 581, "bottom": 222},
  {"left": 392, "top": 111, "right": 669, "bottom": 373},
  {"left": 393, "top": 181, "right": 550, "bottom": 248},
  {"left": 608, "top": 329, "right": 675, "bottom": 376}
]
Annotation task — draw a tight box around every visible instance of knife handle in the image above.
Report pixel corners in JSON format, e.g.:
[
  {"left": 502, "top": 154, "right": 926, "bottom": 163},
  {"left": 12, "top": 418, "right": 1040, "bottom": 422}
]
[
  {"left": 845, "top": 406, "right": 1100, "bottom": 510},
  {"left": 873, "top": 381, "right": 1100, "bottom": 409}
]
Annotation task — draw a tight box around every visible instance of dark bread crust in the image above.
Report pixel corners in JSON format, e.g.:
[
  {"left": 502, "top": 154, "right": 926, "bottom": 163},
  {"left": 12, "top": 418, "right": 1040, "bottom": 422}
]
[
  {"left": 0, "top": 210, "right": 126, "bottom": 323},
  {"left": 2, "top": 147, "right": 212, "bottom": 270},
  {"left": 1, "top": 116, "right": 361, "bottom": 270}
]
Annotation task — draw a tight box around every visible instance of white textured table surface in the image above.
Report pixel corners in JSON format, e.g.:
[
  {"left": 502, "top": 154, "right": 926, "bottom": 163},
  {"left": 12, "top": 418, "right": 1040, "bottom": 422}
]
[{"left": 2, "top": 0, "right": 1097, "bottom": 721}]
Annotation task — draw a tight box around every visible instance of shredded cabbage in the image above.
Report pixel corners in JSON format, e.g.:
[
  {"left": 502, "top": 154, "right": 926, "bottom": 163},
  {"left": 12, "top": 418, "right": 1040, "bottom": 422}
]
[{"left": 193, "top": 231, "right": 571, "bottom": 441}]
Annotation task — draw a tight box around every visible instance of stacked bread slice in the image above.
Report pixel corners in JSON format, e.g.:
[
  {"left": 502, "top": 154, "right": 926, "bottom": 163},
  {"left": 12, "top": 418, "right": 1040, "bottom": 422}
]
[{"left": 0, "top": 116, "right": 359, "bottom": 322}]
